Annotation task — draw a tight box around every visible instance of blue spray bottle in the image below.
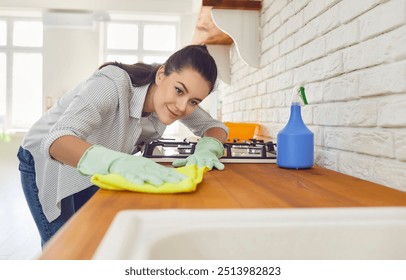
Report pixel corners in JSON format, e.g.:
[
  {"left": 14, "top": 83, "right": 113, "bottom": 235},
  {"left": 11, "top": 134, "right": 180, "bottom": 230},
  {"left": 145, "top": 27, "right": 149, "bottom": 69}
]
[{"left": 277, "top": 86, "right": 314, "bottom": 169}]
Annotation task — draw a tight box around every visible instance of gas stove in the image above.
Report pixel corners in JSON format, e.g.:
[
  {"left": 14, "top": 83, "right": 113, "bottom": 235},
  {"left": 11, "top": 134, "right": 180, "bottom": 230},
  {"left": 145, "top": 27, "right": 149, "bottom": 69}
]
[{"left": 142, "top": 138, "right": 276, "bottom": 163}]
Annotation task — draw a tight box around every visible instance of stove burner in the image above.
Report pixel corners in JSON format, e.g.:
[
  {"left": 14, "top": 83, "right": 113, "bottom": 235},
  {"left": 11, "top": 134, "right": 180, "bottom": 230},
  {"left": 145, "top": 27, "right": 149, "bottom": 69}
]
[{"left": 142, "top": 138, "right": 276, "bottom": 163}]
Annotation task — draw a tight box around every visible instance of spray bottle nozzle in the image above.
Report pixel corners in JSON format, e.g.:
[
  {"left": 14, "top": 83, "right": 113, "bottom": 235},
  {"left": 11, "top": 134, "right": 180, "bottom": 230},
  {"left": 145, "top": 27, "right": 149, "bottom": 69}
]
[
  {"left": 292, "top": 86, "right": 308, "bottom": 105},
  {"left": 298, "top": 86, "right": 308, "bottom": 105}
]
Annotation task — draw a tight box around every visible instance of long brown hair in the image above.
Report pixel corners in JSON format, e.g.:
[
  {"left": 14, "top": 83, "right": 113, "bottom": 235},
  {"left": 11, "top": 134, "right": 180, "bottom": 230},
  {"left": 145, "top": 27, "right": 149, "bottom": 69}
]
[{"left": 99, "top": 45, "right": 218, "bottom": 93}]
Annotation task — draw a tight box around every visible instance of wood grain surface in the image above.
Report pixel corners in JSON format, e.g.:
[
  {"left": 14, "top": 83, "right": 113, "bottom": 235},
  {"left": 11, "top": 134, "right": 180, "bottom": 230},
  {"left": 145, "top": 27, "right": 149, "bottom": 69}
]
[{"left": 38, "top": 164, "right": 406, "bottom": 259}]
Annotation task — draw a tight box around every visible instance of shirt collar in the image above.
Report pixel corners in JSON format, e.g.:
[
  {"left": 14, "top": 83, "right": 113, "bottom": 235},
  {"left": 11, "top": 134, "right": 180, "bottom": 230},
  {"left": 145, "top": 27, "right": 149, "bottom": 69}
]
[{"left": 129, "top": 83, "right": 150, "bottom": 119}]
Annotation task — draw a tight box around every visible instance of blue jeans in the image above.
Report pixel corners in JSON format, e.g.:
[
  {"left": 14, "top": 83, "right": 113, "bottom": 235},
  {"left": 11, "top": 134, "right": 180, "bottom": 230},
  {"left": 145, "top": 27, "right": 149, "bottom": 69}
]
[{"left": 17, "top": 146, "right": 98, "bottom": 247}]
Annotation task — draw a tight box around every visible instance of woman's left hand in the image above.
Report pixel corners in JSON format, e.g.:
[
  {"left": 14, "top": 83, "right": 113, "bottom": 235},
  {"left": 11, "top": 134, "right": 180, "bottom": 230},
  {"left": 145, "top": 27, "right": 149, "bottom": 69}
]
[{"left": 172, "top": 137, "right": 224, "bottom": 170}]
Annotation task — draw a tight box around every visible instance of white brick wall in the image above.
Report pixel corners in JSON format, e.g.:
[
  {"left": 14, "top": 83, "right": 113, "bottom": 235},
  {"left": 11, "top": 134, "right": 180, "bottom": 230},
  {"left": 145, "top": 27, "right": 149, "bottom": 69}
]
[{"left": 219, "top": 0, "right": 406, "bottom": 191}]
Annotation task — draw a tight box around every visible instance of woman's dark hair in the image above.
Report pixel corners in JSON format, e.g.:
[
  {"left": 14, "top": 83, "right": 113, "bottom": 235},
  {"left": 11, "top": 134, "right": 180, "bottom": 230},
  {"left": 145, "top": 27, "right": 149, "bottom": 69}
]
[{"left": 99, "top": 45, "right": 218, "bottom": 93}]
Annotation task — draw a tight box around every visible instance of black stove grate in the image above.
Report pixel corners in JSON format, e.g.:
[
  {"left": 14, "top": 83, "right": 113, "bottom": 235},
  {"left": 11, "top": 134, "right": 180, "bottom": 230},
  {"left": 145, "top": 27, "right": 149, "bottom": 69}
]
[{"left": 142, "top": 138, "right": 277, "bottom": 162}]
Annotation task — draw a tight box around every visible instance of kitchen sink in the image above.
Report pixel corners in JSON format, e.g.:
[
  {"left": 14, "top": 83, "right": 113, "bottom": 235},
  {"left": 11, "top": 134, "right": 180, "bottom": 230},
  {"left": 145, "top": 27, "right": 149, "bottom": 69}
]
[{"left": 92, "top": 207, "right": 406, "bottom": 260}]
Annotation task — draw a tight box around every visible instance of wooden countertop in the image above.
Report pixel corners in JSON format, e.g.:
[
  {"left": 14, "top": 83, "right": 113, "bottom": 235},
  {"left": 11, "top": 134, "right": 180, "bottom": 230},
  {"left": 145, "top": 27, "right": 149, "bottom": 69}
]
[{"left": 38, "top": 164, "right": 406, "bottom": 260}]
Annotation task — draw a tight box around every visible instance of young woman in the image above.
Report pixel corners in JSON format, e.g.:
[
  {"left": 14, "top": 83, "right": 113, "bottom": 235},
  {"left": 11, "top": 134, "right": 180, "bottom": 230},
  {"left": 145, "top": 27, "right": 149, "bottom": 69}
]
[{"left": 17, "top": 45, "right": 228, "bottom": 246}]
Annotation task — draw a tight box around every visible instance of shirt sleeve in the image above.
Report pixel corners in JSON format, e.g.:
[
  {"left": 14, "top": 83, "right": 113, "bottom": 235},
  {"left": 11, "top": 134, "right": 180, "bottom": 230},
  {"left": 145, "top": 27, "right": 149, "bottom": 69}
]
[
  {"left": 40, "top": 68, "right": 125, "bottom": 159},
  {"left": 179, "top": 106, "right": 229, "bottom": 137}
]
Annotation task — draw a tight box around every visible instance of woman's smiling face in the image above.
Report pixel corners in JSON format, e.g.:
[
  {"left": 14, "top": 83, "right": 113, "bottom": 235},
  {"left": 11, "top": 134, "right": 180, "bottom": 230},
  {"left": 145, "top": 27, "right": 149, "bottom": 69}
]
[{"left": 151, "top": 66, "right": 211, "bottom": 125}]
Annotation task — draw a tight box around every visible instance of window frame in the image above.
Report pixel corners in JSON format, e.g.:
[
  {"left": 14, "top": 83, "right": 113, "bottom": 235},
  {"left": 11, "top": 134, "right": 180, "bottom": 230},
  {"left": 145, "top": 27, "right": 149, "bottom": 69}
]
[
  {"left": 0, "top": 14, "right": 43, "bottom": 133},
  {"left": 100, "top": 14, "right": 180, "bottom": 65}
]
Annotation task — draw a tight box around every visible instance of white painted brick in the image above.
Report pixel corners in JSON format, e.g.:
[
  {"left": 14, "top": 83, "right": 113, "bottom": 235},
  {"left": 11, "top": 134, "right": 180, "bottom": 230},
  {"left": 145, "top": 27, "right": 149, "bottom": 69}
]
[
  {"left": 247, "top": 84, "right": 258, "bottom": 98},
  {"left": 283, "top": 87, "right": 296, "bottom": 105},
  {"left": 242, "top": 110, "right": 257, "bottom": 121},
  {"left": 262, "top": 90, "right": 287, "bottom": 107},
  {"left": 261, "top": 44, "right": 279, "bottom": 64},
  {"left": 268, "top": 13, "right": 281, "bottom": 33},
  {"left": 323, "top": 72, "right": 359, "bottom": 102},
  {"left": 269, "top": 70, "right": 294, "bottom": 91},
  {"left": 261, "top": 32, "right": 274, "bottom": 52},
  {"left": 261, "top": 93, "right": 271, "bottom": 108},
  {"left": 304, "top": 82, "right": 323, "bottom": 104},
  {"left": 239, "top": 100, "right": 247, "bottom": 111},
  {"left": 222, "top": 0, "right": 406, "bottom": 192},
  {"left": 249, "top": 96, "right": 262, "bottom": 110},
  {"left": 395, "top": 131, "right": 406, "bottom": 161},
  {"left": 314, "top": 101, "right": 377, "bottom": 126},
  {"left": 373, "top": 160, "right": 406, "bottom": 191},
  {"left": 280, "top": 1, "right": 297, "bottom": 24},
  {"left": 325, "top": 20, "right": 359, "bottom": 54},
  {"left": 315, "top": 149, "right": 338, "bottom": 171},
  {"left": 301, "top": 104, "right": 313, "bottom": 124},
  {"left": 324, "top": 127, "right": 394, "bottom": 158},
  {"left": 295, "top": 19, "right": 318, "bottom": 47},
  {"left": 359, "top": 61, "right": 406, "bottom": 97},
  {"left": 312, "top": 125, "right": 323, "bottom": 146},
  {"left": 292, "top": 0, "right": 312, "bottom": 14},
  {"left": 232, "top": 111, "right": 243, "bottom": 121},
  {"left": 258, "top": 108, "right": 279, "bottom": 122},
  {"left": 272, "top": 56, "right": 286, "bottom": 75},
  {"left": 303, "top": 0, "right": 328, "bottom": 23},
  {"left": 293, "top": 64, "right": 312, "bottom": 86},
  {"left": 285, "top": 9, "right": 304, "bottom": 37},
  {"left": 236, "top": 88, "right": 248, "bottom": 101},
  {"left": 252, "top": 68, "right": 265, "bottom": 84},
  {"left": 294, "top": 51, "right": 342, "bottom": 84},
  {"left": 279, "top": 36, "right": 295, "bottom": 56},
  {"left": 285, "top": 47, "right": 303, "bottom": 70},
  {"left": 343, "top": 100, "right": 378, "bottom": 127},
  {"left": 316, "top": 51, "right": 343, "bottom": 79},
  {"left": 313, "top": 104, "right": 342, "bottom": 126},
  {"left": 273, "top": 24, "right": 287, "bottom": 44},
  {"left": 351, "top": 129, "right": 394, "bottom": 157},
  {"left": 302, "top": 36, "right": 325, "bottom": 64},
  {"left": 313, "top": 4, "right": 341, "bottom": 36},
  {"left": 343, "top": 40, "right": 381, "bottom": 73},
  {"left": 260, "top": 64, "right": 273, "bottom": 80},
  {"left": 257, "top": 80, "right": 267, "bottom": 95},
  {"left": 339, "top": 152, "right": 375, "bottom": 180},
  {"left": 343, "top": 25, "right": 406, "bottom": 73},
  {"left": 261, "top": 21, "right": 270, "bottom": 39},
  {"left": 359, "top": 0, "right": 406, "bottom": 41},
  {"left": 278, "top": 105, "right": 291, "bottom": 123},
  {"left": 267, "top": 0, "right": 289, "bottom": 20},
  {"left": 261, "top": 0, "right": 273, "bottom": 26},
  {"left": 338, "top": 0, "right": 380, "bottom": 24},
  {"left": 222, "top": 103, "right": 234, "bottom": 114},
  {"left": 325, "top": 0, "right": 341, "bottom": 9},
  {"left": 378, "top": 97, "right": 406, "bottom": 127},
  {"left": 324, "top": 127, "right": 353, "bottom": 150}
]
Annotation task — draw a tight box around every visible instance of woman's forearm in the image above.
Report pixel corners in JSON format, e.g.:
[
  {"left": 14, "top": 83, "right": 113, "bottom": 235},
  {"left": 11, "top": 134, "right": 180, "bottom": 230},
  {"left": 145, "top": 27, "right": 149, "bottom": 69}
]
[
  {"left": 49, "top": 135, "right": 92, "bottom": 168},
  {"left": 204, "top": 127, "right": 228, "bottom": 143}
]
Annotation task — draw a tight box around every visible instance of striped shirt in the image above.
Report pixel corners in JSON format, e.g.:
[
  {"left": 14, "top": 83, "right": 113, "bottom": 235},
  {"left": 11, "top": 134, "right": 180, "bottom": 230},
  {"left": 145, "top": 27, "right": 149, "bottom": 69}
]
[{"left": 22, "top": 65, "right": 228, "bottom": 222}]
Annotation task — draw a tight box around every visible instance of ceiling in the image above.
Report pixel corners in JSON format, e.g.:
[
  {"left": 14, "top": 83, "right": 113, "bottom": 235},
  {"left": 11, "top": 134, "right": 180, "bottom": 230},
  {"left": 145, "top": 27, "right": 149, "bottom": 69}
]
[{"left": 0, "top": 0, "right": 202, "bottom": 15}]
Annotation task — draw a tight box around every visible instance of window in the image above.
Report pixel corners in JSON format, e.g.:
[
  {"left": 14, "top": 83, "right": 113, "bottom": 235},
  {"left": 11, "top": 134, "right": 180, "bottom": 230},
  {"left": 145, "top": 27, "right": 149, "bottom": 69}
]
[
  {"left": 0, "top": 14, "right": 43, "bottom": 133},
  {"left": 101, "top": 13, "right": 179, "bottom": 65}
]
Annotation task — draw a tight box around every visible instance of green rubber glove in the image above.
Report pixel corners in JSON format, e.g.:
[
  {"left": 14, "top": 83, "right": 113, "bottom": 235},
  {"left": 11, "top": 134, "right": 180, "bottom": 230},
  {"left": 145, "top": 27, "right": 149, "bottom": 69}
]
[
  {"left": 172, "top": 137, "right": 225, "bottom": 170},
  {"left": 77, "top": 145, "right": 186, "bottom": 186}
]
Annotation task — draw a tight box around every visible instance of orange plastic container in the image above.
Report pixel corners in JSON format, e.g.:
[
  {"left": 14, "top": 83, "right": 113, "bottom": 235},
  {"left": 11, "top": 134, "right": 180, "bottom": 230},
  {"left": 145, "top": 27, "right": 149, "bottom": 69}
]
[{"left": 224, "top": 122, "right": 259, "bottom": 141}]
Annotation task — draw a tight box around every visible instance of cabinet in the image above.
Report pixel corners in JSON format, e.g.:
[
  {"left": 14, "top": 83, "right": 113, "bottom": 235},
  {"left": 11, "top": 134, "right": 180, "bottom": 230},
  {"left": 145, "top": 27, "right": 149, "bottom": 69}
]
[{"left": 192, "top": 0, "right": 262, "bottom": 83}]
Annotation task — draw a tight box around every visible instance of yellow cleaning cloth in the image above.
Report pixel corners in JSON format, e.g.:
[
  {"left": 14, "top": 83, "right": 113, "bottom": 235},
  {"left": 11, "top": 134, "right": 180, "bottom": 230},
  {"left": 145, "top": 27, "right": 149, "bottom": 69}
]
[{"left": 90, "top": 164, "right": 209, "bottom": 194}]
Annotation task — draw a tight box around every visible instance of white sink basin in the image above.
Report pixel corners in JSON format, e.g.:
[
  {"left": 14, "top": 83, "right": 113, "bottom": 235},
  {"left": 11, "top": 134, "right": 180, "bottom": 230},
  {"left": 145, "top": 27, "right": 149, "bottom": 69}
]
[{"left": 92, "top": 207, "right": 406, "bottom": 260}]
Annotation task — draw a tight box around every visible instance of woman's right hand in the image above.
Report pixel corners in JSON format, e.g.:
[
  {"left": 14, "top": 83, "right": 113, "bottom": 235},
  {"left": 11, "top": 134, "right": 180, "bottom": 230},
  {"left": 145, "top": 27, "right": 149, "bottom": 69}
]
[{"left": 77, "top": 145, "right": 186, "bottom": 186}]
